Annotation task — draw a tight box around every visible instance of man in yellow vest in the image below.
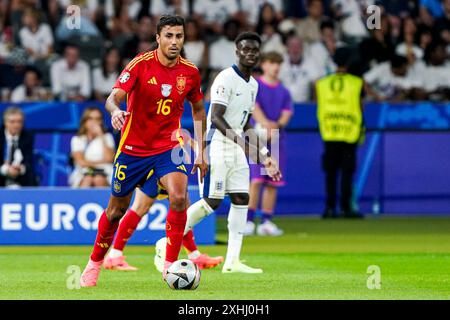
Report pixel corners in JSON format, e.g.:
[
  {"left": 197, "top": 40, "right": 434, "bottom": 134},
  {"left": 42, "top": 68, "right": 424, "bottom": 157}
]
[{"left": 315, "top": 47, "right": 364, "bottom": 219}]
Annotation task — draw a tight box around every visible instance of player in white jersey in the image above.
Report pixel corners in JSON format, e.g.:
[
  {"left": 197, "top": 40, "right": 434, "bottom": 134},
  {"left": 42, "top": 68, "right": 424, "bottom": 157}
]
[{"left": 182, "top": 32, "right": 281, "bottom": 273}]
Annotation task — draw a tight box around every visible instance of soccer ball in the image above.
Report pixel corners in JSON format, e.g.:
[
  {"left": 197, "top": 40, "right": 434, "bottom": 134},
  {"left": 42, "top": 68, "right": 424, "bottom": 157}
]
[{"left": 165, "top": 259, "right": 201, "bottom": 290}]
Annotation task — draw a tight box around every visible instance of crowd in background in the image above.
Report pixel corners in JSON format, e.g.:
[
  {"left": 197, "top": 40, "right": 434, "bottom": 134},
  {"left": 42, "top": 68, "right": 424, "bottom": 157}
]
[{"left": 0, "top": 0, "right": 450, "bottom": 104}]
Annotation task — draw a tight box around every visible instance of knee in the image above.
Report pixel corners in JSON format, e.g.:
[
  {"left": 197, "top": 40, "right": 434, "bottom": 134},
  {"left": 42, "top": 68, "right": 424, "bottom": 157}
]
[
  {"left": 106, "top": 204, "right": 127, "bottom": 223},
  {"left": 230, "top": 193, "right": 249, "bottom": 206},
  {"left": 169, "top": 192, "right": 187, "bottom": 211},
  {"left": 204, "top": 198, "right": 222, "bottom": 210}
]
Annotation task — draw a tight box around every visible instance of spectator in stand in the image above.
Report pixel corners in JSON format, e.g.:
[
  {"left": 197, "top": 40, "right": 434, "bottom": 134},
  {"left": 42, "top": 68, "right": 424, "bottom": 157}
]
[
  {"left": 208, "top": 19, "right": 241, "bottom": 73},
  {"left": 417, "top": 27, "right": 434, "bottom": 52},
  {"left": 358, "top": 14, "right": 395, "bottom": 75},
  {"left": 121, "top": 15, "right": 155, "bottom": 62},
  {"left": 50, "top": 44, "right": 91, "bottom": 101},
  {"left": 150, "top": 0, "right": 189, "bottom": 18},
  {"left": 332, "top": 0, "right": 370, "bottom": 43},
  {"left": 184, "top": 18, "right": 208, "bottom": 79},
  {"left": 10, "top": 68, "right": 50, "bottom": 102},
  {"left": 396, "top": 17, "right": 425, "bottom": 64},
  {"left": 363, "top": 55, "right": 422, "bottom": 102},
  {"left": 307, "top": 20, "right": 340, "bottom": 76},
  {"left": 422, "top": 41, "right": 450, "bottom": 101},
  {"left": 193, "top": 0, "right": 239, "bottom": 36},
  {"left": 69, "top": 106, "right": 115, "bottom": 188},
  {"left": 240, "top": 0, "right": 284, "bottom": 27},
  {"left": 0, "top": 14, "right": 14, "bottom": 61},
  {"left": 18, "top": 8, "right": 53, "bottom": 63},
  {"left": 0, "top": 106, "right": 36, "bottom": 188},
  {"left": 434, "top": 0, "right": 450, "bottom": 45},
  {"left": 92, "top": 47, "right": 121, "bottom": 102},
  {"left": 294, "top": 0, "right": 324, "bottom": 44},
  {"left": 256, "top": 2, "right": 285, "bottom": 55},
  {"left": 279, "top": 35, "right": 321, "bottom": 103},
  {"left": 419, "top": 0, "right": 444, "bottom": 28},
  {"left": 395, "top": 17, "right": 427, "bottom": 82},
  {"left": 55, "top": 0, "right": 102, "bottom": 41}
]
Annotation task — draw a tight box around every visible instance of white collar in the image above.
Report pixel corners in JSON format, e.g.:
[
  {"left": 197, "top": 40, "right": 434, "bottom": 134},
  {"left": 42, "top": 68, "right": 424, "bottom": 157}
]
[{"left": 5, "top": 129, "right": 19, "bottom": 142}]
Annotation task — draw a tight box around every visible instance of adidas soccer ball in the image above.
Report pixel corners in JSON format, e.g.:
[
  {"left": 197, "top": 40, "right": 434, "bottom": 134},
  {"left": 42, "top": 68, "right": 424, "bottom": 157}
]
[{"left": 165, "top": 259, "right": 201, "bottom": 290}]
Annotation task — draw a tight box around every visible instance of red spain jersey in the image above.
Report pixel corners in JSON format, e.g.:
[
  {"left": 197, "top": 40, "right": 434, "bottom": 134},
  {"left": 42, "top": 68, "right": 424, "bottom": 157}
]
[{"left": 113, "top": 49, "right": 203, "bottom": 157}]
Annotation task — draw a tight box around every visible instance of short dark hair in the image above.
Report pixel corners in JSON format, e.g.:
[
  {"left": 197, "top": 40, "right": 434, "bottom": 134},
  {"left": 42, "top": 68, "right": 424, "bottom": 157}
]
[
  {"left": 234, "top": 31, "right": 262, "bottom": 47},
  {"left": 320, "top": 20, "right": 334, "bottom": 32},
  {"left": 390, "top": 54, "right": 408, "bottom": 69},
  {"left": 156, "top": 15, "right": 185, "bottom": 34},
  {"left": 333, "top": 47, "right": 352, "bottom": 67}
]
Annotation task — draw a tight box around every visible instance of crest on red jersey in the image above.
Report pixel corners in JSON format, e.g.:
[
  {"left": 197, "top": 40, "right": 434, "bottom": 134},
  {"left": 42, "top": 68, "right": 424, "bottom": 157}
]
[
  {"left": 161, "top": 84, "right": 172, "bottom": 97},
  {"left": 176, "top": 75, "right": 186, "bottom": 94}
]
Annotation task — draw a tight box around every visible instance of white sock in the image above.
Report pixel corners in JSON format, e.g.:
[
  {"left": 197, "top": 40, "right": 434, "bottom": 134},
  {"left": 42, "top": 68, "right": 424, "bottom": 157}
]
[
  {"left": 108, "top": 248, "right": 123, "bottom": 258},
  {"left": 225, "top": 204, "right": 248, "bottom": 265},
  {"left": 184, "top": 198, "right": 214, "bottom": 235},
  {"left": 188, "top": 250, "right": 201, "bottom": 259}
]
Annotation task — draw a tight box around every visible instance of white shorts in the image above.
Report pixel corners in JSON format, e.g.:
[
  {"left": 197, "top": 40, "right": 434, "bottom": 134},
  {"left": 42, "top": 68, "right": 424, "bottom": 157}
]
[{"left": 201, "top": 140, "right": 249, "bottom": 199}]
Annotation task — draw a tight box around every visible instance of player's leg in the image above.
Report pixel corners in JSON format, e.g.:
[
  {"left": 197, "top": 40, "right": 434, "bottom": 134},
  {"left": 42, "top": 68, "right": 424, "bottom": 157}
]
[
  {"left": 80, "top": 194, "right": 132, "bottom": 286},
  {"left": 246, "top": 166, "right": 263, "bottom": 235},
  {"left": 222, "top": 192, "right": 262, "bottom": 273},
  {"left": 256, "top": 185, "right": 283, "bottom": 236},
  {"left": 181, "top": 196, "right": 224, "bottom": 269},
  {"left": 222, "top": 161, "right": 262, "bottom": 273},
  {"left": 104, "top": 188, "right": 156, "bottom": 271},
  {"left": 80, "top": 151, "right": 151, "bottom": 286},
  {"left": 159, "top": 171, "right": 188, "bottom": 277}
]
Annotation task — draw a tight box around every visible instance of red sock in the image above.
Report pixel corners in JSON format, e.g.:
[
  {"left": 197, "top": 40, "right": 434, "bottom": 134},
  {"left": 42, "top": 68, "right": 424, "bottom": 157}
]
[
  {"left": 182, "top": 230, "right": 198, "bottom": 253},
  {"left": 113, "top": 209, "right": 142, "bottom": 251},
  {"left": 165, "top": 208, "right": 187, "bottom": 263},
  {"left": 90, "top": 211, "right": 119, "bottom": 262}
]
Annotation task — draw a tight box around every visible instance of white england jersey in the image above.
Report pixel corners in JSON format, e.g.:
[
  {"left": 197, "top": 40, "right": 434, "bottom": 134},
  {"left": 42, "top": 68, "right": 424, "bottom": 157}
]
[
  {"left": 201, "top": 65, "right": 258, "bottom": 199},
  {"left": 207, "top": 65, "right": 258, "bottom": 145}
]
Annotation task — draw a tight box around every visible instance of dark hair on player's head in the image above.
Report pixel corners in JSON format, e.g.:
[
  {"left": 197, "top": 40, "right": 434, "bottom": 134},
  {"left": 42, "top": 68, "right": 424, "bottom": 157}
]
[
  {"left": 333, "top": 47, "right": 352, "bottom": 67},
  {"left": 156, "top": 15, "right": 185, "bottom": 34},
  {"left": 320, "top": 20, "right": 334, "bottom": 32},
  {"left": 390, "top": 54, "right": 408, "bottom": 68},
  {"left": 234, "top": 31, "right": 262, "bottom": 47}
]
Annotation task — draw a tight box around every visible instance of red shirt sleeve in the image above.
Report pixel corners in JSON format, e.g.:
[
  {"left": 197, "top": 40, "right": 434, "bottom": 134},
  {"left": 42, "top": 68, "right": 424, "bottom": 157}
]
[
  {"left": 113, "top": 60, "right": 140, "bottom": 93},
  {"left": 187, "top": 69, "right": 203, "bottom": 103}
]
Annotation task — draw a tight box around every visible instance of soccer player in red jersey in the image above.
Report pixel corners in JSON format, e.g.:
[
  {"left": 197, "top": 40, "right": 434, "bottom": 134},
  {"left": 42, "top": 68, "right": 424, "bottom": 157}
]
[
  {"left": 79, "top": 15, "right": 208, "bottom": 287},
  {"left": 102, "top": 133, "right": 223, "bottom": 271}
]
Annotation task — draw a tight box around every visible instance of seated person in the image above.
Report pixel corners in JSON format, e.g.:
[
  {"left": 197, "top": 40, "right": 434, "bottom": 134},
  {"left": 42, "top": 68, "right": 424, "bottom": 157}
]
[
  {"left": 69, "top": 107, "right": 115, "bottom": 187},
  {"left": 0, "top": 106, "right": 36, "bottom": 187}
]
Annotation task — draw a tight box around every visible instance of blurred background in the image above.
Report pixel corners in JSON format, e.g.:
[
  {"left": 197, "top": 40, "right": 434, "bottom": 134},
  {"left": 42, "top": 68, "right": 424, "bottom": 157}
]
[{"left": 0, "top": 0, "right": 449, "bottom": 220}]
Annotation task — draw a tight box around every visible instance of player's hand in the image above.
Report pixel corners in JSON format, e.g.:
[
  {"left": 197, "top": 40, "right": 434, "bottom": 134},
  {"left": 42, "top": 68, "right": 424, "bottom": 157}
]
[
  {"left": 263, "top": 156, "right": 282, "bottom": 182},
  {"left": 191, "top": 156, "right": 208, "bottom": 183},
  {"left": 111, "top": 109, "right": 130, "bottom": 130}
]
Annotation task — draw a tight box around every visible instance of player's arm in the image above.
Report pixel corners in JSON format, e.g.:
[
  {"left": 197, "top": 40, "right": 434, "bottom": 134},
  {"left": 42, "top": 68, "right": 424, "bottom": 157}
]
[
  {"left": 190, "top": 99, "right": 208, "bottom": 182},
  {"left": 243, "top": 116, "right": 282, "bottom": 181},
  {"left": 211, "top": 104, "right": 281, "bottom": 181},
  {"left": 105, "top": 88, "right": 130, "bottom": 130}
]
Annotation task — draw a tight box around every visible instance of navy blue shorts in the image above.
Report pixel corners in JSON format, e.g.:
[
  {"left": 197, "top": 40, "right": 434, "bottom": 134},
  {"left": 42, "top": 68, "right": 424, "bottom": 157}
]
[{"left": 111, "top": 147, "right": 187, "bottom": 198}]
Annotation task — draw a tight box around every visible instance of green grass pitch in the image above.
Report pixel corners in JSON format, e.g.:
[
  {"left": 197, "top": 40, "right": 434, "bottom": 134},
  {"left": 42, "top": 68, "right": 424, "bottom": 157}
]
[{"left": 1, "top": 216, "right": 449, "bottom": 300}]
